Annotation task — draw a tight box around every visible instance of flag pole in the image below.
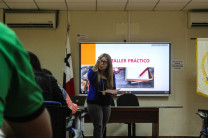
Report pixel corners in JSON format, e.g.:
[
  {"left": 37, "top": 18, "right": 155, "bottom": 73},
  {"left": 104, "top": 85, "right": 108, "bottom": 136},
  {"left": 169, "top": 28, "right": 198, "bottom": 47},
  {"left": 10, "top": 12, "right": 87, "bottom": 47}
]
[
  {"left": 63, "top": 0, "right": 68, "bottom": 90},
  {"left": 63, "top": 0, "right": 75, "bottom": 96}
]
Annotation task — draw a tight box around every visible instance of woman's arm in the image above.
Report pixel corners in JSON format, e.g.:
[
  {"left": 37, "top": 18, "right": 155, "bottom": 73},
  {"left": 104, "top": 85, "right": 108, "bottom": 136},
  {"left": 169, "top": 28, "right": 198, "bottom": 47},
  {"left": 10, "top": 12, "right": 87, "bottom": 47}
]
[{"left": 88, "top": 68, "right": 97, "bottom": 82}]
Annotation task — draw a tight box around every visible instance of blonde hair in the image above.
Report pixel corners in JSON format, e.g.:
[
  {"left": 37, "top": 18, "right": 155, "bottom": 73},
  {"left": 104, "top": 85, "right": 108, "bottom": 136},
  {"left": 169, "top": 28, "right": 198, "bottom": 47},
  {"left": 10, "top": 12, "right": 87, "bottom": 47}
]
[{"left": 97, "top": 53, "right": 114, "bottom": 89}]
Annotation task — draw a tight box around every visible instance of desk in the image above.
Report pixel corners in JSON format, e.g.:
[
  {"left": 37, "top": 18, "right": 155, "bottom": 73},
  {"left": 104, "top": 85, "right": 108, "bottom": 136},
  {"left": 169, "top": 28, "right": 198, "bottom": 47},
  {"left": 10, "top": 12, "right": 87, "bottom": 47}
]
[{"left": 84, "top": 106, "right": 182, "bottom": 138}]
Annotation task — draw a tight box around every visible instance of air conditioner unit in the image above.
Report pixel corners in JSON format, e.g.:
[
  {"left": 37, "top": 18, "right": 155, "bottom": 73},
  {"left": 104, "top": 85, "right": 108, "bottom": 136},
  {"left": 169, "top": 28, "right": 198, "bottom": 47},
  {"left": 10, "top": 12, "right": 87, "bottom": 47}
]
[
  {"left": 4, "top": 11, "right": 58, "bottom": 28},
  {"left": 188, "top": 12, "right": 208, "bottom": 28}
]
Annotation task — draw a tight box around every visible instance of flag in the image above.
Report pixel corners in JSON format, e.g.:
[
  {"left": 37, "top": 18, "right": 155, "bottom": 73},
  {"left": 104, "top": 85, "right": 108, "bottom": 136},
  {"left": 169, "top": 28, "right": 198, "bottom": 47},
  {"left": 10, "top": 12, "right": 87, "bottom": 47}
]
[{"left": 63, "top": 25, "right": 75, "bottom": 96}]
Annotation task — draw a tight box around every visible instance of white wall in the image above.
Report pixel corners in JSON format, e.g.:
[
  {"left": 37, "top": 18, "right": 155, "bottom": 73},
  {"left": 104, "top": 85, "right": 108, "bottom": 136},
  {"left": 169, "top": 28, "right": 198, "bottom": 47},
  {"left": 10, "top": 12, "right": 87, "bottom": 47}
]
[{"left": 1, "top": 10, "right": 208, "bottom": 136}]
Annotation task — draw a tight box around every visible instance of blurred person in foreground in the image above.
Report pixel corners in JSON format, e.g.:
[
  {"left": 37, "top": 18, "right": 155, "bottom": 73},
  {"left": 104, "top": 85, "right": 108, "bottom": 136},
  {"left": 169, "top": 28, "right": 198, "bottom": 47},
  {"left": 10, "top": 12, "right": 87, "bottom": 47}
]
[{"left": 0, "top": 22, "right": 52, "bottom": 138}]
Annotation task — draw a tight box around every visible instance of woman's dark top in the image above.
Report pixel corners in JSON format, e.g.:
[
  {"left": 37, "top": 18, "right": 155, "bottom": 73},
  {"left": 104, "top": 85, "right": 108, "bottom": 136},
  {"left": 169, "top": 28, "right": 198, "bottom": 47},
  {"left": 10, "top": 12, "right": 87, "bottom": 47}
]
[
  {"left": 87, "top": 68, "right": 116, "bottom": 106},
  {"left": 34, "top": 71, "right": 72, "bottom": 116},
  {"left": 87, "top": 78, "right": 111, "bottom": 106}
]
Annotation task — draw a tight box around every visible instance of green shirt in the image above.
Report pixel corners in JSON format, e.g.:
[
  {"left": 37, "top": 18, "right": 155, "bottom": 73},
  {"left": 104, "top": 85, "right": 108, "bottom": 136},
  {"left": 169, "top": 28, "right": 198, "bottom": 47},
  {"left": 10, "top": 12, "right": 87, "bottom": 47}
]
[{"left": 0, "top": 22, "right": 44, "bottom": 126}]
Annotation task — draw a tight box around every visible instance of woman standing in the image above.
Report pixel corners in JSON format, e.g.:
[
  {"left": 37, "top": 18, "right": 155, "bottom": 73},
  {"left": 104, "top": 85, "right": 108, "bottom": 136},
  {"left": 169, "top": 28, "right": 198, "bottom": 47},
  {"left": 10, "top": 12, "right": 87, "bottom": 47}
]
[{"left": 87, "top": 53, "right": 117, "bottom": 138}]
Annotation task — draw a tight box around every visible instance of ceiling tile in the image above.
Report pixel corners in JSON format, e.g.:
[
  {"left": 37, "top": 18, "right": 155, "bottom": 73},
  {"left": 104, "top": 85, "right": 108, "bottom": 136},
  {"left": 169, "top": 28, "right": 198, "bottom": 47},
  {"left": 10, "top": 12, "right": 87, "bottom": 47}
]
[
  {"left": 4, "top": 0, "right": 33, "bottom": 2},
  {"left": 159, "top": 0, "right": 190, "bottom": 2},
  {"left": 35, "top": 0, "right": 65, "bottom": 2},
  {"left": 66, "top": 0, "right": 95, "bottom": 2},
  {"left": 6, "top": 3, "right": 38, "bottom": 9},
  {"left": 97, "top": 2, "right": 126, "bottom": 10},
  {"left": 155, "top": 2, "right": 187, "bottom": 10},
  {"left": 37, "top": 2, "right": 66, "bottom": 10},
  {"left": 0, "top": 2, "right": 9, "bottom": 9},
  {"left": 183, "top": 2, "right": 208, "bottom": 10},
  {"left": 126, "top": 3, "right": 156, "bottom": 10},
  {"left": 191, "top": 0, "right": 208, "bottom": 2},
  {"left": 129, "top": 0, "right": 158, "bottom": 2},
  {"left": 98, "top": 0, "right": 127, "bottom": 2},
  {"left": 67, "top": 2, "right": 96, "bottom": 10}
]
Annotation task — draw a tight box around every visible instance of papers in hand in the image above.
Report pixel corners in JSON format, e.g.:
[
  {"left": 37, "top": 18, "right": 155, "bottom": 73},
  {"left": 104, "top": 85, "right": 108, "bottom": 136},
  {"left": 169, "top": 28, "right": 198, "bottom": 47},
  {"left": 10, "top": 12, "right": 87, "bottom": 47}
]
[{"left": 100, "top": 89, "right": 120, "bottom": 94}]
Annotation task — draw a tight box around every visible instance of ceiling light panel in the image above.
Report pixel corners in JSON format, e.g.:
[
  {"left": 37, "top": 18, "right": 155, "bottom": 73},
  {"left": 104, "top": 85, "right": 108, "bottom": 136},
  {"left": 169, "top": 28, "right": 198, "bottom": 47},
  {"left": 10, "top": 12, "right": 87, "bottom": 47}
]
[
  {"left": 129, "top": 0, "right": 158, "bottom": 2},
  {"left": 4, "top": 0, "right": 34, "bottom": 2},
  {"left": 0, "top": 2, "right": 8, "bottom": 9},
  {"left": 126, "top": 3, "right": 156, "bottom": 10},
  {"left": 97, "top": 2, "right": 126, "bottom": 10},
  {"left": 191, "top": 0, "right": 208, "bottom": 2},
  {"left": 37, "top": 2, "right": 66, "bottom": 10},
  {"left": 183, "top": 2, "right": 208, "bottom": 10},
  {"left": 159, "top": 0, "right": 190, "bottom": 2},
  {"left": 35, "top": 0, "right": 65, "bottom": 2},
  {"left": 97, "top": 0, "right": 127, "bottom": 2},
  {"left": 155, "top": 2, "right": 188, "bottom": 10},
  {"left": 67, "top": 2, "right": 96, "bottom": 10},
  {"left": 6, "top": 2, "right": 38, "bottom": 9},
  {"left": 66, "top": 0, "right": 95, "bottom": 2}
]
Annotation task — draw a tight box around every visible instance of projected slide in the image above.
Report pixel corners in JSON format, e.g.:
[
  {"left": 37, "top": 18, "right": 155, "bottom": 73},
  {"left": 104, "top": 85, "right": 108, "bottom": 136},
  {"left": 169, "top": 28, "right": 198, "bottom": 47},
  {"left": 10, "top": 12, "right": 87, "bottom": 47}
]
[{"left": 80, "top": 43, "right": 170, "bottom": 96}]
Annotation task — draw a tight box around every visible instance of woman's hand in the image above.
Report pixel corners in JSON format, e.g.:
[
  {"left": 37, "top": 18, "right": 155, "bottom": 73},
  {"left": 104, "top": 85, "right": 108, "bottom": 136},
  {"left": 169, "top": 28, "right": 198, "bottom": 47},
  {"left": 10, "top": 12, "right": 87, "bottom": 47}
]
[
  {"left": 101, "top": 89, "right": 119, "bottom": 94},
  {"left": 92, "top": 59, "right": 100, "bottom": 72}
]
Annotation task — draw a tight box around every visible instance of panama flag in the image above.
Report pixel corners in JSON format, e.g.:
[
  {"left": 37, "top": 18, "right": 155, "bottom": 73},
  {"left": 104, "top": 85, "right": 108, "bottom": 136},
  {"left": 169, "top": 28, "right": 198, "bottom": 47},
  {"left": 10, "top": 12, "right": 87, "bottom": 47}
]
[{"left": 63, "top": 25, "right": 75, "bottom": 96}]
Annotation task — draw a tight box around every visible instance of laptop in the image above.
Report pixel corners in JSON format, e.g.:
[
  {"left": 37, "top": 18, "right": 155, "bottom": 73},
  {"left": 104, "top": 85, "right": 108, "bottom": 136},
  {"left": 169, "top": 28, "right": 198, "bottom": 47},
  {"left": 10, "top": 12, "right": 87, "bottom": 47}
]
[{"left": 70, "top": 96, "right": 86, "bottom": 106}]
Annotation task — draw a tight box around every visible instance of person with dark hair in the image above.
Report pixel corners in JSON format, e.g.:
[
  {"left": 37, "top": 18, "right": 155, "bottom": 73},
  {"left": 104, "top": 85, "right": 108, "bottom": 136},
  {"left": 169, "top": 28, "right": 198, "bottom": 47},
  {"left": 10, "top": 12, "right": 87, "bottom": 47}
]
[
  {"left": 87, "top": 53, "right": 118, "bottom": 138},
  {"left": 28, "top": 51, "right": 72, "bottom": 116},
  {"left": 41, "top": 68, "right": 53, "bottom": 76},
  {"left": 41, "top": 68, "right": 78, "bottom": 115},
  {"left": 40, "top": 67, "right": 83, "bottom": 137},
  {"left": 27, "top": 51, "right": 42, "bottom": 72},
  {"left": 0, "top": 22, "right": 52, "bottom": 138}
]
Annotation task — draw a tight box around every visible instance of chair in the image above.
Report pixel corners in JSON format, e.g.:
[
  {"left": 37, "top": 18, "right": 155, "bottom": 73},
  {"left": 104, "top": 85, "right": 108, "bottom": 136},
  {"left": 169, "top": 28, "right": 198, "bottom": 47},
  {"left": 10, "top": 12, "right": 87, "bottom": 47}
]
[
  {"left": 117, "top": 94, "right": 139, "bottom": 106},
  {"left": 44, "top": 101, "right": 67, "bottom": 138},
  {"left": 44, "top": 101, "right": 84, "bottom": 138},
  {"left": 66, "top": 112, "right": 85, "bottom": 138},
  {"left": 117, "top": 94, "right": 139, "bottom": 137},
  {"left": 197, "top": 109, "right": 208, "bottom": 138},
  {"left": 44, "top": 101, "right": 62, "bottom": 106}
]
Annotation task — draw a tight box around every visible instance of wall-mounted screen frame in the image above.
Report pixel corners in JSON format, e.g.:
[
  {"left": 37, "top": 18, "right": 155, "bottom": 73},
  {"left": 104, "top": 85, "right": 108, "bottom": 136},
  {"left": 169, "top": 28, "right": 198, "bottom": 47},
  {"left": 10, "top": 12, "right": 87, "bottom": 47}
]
[{"left": 79, "top": 42, "right": 171, "bottom": 96}]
